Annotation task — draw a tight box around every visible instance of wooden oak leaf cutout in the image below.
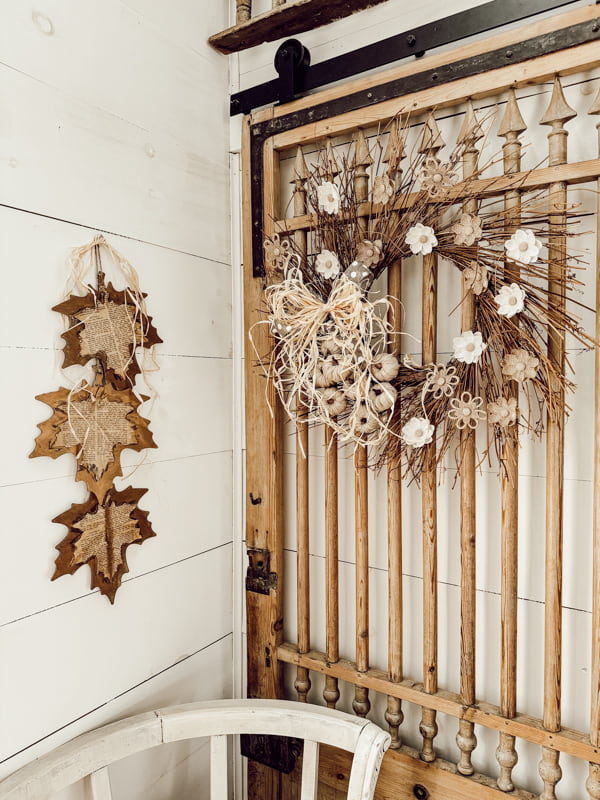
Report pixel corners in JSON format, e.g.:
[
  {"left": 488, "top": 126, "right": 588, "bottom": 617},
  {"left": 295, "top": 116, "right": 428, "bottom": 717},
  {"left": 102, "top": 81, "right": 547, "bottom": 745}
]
[
  {"left": 30, "top": 382, "right": 156, "bottom": 502},
  {"left": 52, "top": 487, "right": 156, "bottom": 603},
  {"left": 53, "top": 284, "right": 162, "bottom": 390}
]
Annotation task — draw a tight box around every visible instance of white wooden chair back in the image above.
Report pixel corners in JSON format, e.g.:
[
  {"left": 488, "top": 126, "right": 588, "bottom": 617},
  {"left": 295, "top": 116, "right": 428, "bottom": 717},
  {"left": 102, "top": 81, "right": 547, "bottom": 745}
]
[{"left": 0, "top": 699, "right": 391, "bottom": 800}]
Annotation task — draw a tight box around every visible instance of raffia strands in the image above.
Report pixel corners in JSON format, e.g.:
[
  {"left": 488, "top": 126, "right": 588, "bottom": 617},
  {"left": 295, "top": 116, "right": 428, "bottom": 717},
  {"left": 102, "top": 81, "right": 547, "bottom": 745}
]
[{"left": 258, "top": 269, "right": 397, "bottom": 448}]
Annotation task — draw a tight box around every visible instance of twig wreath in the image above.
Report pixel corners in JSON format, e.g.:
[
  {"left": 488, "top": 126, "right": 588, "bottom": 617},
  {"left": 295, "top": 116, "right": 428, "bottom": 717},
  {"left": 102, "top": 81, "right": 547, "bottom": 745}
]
[{"left": 257, "top": 112, "right": 594, "bottom": 479}]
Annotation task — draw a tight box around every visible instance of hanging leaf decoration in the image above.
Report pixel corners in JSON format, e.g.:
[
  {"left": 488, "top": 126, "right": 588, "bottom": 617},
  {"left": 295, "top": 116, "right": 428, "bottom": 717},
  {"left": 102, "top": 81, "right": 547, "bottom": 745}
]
[
  {"left": 30, "top": 381, "right": 156, "bottom": 503},
  {"left": 53, "top": 283, "right": 162, "bottom": 390},
  {"left": 52, "top": 487, "right": 156, "bottom": 603}
]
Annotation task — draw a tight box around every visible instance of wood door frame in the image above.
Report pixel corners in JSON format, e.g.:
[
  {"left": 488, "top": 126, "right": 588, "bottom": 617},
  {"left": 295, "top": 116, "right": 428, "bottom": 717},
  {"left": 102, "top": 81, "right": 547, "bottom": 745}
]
[{"left": 242, "top": 5, "right": 600, "bottom": 799}]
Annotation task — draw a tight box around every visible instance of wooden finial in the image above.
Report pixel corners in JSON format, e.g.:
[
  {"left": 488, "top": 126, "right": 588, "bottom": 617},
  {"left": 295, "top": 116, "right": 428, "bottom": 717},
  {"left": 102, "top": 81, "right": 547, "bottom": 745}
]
[
  {"left": 352, "top": 128, "right": 373, "bottom": 168},
  {"left": 291, "top": 145, "right": 309, "bottom": 186},
  {"left": 457, "top": 100, "right": 483, "bottom": 146},
  {"left": 419, "top": 112, "right": 445, "bottom": 155},
  {"left": 588, "top": 84, "right": 600, "bottom": 116},
  {"left": 540, "top": 76, "right": 576, "bottom": 126},
  {"left": 383, "top": 118, "right": 406, "bottom": 166},
  {"left": 498, "top": 89, "right": 527, "bottom": 137}
]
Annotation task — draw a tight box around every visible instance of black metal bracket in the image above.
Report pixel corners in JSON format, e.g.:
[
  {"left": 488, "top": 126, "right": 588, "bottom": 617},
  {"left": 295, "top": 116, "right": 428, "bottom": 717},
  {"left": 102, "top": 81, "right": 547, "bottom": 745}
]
[
  {"left": 247, "top": 12, "right": 600, "bottom": 278},
  {"left": 246, "top": 547, "right": 278, "bottom": 595},
  {"left": 231, "top": 0, "right": 582, "bottom": 116},
  {"left": 241, "top": 732, "right": 303, "bottom": 773}
]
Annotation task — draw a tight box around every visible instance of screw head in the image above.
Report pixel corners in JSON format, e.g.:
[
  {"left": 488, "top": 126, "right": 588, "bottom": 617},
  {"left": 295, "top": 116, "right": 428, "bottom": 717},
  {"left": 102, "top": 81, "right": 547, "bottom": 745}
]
[{"left": 407, "top": 33, "right": 417, "bottom": 46}]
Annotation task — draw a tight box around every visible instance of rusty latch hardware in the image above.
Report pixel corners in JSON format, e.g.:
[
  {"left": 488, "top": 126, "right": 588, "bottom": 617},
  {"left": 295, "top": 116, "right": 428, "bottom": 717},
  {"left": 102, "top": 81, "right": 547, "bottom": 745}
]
[
  {"left": 246, "top": 547, "right": 277, "bottom": 595},
  {"left": 241, "top": 732, "right": 302, "bottom": 773}
]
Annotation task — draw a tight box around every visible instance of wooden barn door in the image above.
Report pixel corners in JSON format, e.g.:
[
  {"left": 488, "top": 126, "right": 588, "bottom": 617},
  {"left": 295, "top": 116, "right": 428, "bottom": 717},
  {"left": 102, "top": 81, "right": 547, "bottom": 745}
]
[{"left": 242, "top": 6, "right": 600, "bottom": 799}]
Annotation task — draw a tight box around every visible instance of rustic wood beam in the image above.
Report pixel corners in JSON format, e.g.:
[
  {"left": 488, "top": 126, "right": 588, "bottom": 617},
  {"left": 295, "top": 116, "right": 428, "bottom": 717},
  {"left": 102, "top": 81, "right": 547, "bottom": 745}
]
[
  {"left": 277, "top": 643, "right": 600, "bottom": 764},
  {"left": 272, "top": 157, "right": 600, "bottom": 234},
  {"left": 208, "top": 0, "right": 390, "bottom": 54}
]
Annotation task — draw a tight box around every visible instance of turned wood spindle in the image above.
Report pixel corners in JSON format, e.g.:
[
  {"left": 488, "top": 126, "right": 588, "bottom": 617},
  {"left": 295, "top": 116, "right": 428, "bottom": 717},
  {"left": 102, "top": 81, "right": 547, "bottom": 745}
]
[
  {"left": 455, "top": 100, "right": 483, "bottom": 777},
  {"left": 351, "top": 129, "right": 372, "bottom": 719},
  {"left": 382, "top": 116, "right": 406, "bottom": 749},
  {"left": 235, "top": 0, "right": 251, "bottom": 24},
  {"left": 586, "top": 86, "right": 600, "bottom": 800},
  {"left": 495, "top": 88, "right": 527, "bottom": 793},
  {"left": 537, "top": 75, "right": 576, "bottom": 800},
  {"left": 292, "top": 147, "right": 311, "bottom": 704},
  {"left": 418, "top": 112, "right": 443, "bottom": 762},
  {"left": 323, "top": 424, "right": 340, "bottom": 710}
]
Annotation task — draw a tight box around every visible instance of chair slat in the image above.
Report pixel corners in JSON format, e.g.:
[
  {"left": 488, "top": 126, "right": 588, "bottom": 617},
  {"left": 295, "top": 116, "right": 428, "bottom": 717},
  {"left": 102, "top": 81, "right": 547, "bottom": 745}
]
[
  {"left": 299, "top": 740, "right": 319, "bottom": 800},
  {"left": 84, "top": 767, "right": 112, "bottom": 800},
  {"left": 210, "top": 734, "right": 228, "bottom": 800}
]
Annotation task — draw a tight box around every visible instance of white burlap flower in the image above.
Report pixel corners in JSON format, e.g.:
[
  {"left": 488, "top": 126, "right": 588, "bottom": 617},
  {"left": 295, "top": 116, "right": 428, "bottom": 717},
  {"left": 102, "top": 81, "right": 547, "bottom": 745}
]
[
  {"left": 317, "top": 181, "right": 340, "bottom": 215},
  {"left": 494, "top": 283, "right": 526, "bottom": 318},
  {"left": 405, "top": 223, "right": 438, "bottom": 255},
  {"left": 452, "top": 330, "right": 486, "bottom": 364},
  {"left": 401, "top": 416, "right": 435, "bottom": 448},
  {"left": 502, "top": 349, "right": 539, "bottom": 383},
  {"left": 505, "top": 229, "right": 542, "bottom": 265},
  {"left": 487, "top": 396, "right": 518, "bottom": 427},
  {"left": 315, "top": 249, "right": 340, "bottom": 279}
]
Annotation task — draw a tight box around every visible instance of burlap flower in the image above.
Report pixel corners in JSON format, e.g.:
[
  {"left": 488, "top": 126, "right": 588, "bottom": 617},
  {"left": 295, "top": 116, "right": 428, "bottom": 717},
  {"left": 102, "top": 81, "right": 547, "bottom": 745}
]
[
  {"left": 425, "top": 364, "right": 459, "bottom": 399},
  {"left": 372, "top": 174, "right": 394, "bottom": 205},
  {"left": 463, "top": 262, "right": 488, "bottom": 295},
  {"left": 356, "top": 239, "right": 383, "bottom": 268},
  {"left": 419, "top": 157, "right": 456, "bottom": 197},
  {"left": 502, "top": 349, "right": 539, "bottom": 383},
  {"left": 487, "top": 396, "right": 518, "bottom": 427},
  {"left": 448, "top": 392, "right": 486, "bottom": 430},
  {"left": 264, "top": 233, "right": 291, "bottom": 275},
  {"left": 452, "top": 213, "right": 483, "bottom": 246}
]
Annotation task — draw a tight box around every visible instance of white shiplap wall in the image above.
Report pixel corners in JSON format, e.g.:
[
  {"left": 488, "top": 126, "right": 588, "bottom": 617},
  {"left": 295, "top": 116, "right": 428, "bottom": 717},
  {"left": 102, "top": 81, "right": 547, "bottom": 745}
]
[
  {"left": 0, "top": 1, "right": 235, "bottom": 795},
  {"left": 232, "top": 1, "right": 597, "bottom": 797}
]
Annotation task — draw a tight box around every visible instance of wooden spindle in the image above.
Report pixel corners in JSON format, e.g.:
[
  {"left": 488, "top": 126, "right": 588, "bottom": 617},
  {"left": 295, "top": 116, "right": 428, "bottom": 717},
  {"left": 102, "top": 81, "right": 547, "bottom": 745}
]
[
  {"left": 418, "top": 113, "right": 443, "bottom": 762},
  {"left": 352, "top": 129, "right": 372, "bottom": 719},
  {"left": 236, "top": 0, "right": 251, "bottom": 24},
  {"left": 292, "top": 147, "right": 311, "bottom": 703},
  {"left": 496, "top": 88, "right": 526, "bottom": 793},
  {"left": 318, "top": 139, "right": 341, "bottom": 183},
  {"left": 586, "top": 88, "right": 600, "bottom": 800},
  {"left": 323, "top": 424, "right": 340, "bottom": 709},
  {"left": 455, "top": 101, "right": 483, "bottom": 777},
  {"left": 383, "top": 118, "right": 405, "bottom": 749},
  {"left": 538, "top": 75, "right": 575, "bottom": 800}
]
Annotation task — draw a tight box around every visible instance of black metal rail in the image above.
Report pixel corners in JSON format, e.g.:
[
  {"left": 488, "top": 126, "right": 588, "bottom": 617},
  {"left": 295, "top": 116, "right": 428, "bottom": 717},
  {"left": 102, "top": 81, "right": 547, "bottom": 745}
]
[
  {"left": 246, "top": 8, "right": 600, "bottom": 277},
  {"left": 231, "top": 0, "right": 584, "bottom": 115}
]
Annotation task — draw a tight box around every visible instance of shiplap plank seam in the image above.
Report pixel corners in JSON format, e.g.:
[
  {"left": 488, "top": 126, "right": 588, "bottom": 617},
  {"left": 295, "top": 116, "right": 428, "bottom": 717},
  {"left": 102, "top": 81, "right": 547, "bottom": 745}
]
[
  {"left": 0, "top": 542, "right": 235, "bottom": 629},
  {"left": 0, "top": 633, "right": 233, "bottom": 766}
]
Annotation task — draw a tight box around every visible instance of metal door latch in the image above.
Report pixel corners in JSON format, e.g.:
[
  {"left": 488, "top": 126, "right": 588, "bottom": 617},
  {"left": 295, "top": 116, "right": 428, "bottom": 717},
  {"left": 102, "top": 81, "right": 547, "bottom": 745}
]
[{"left": 246, "top": 547, "right": 277, "bottom": 594}]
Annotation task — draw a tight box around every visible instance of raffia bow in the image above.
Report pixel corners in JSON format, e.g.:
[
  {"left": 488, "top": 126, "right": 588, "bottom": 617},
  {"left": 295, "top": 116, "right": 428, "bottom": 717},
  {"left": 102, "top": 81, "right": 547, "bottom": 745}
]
[{"left": 254, "top": 267, "right": 399, "bottom": 448}]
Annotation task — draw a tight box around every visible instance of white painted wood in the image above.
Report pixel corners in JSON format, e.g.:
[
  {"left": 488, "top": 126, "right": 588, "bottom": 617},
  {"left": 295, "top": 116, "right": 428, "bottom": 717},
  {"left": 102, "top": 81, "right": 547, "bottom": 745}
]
[
  {"left": 1, "top": 2, "right": 235, "bottom": 796},
  {"left": 0, "top": 65, "right": 229, "bottom": 260},
  {"left": 84, "top": 767, "right": 113, "bottom": 800},
  {"left": 0, "top": 547, "right": 233, "bottom": 767},
  {"left": 0, "top": 701, "right": 390, "bottom": 800},
  {"left": 210, "top": 735, "right": 229, "bottom": 800},
  {"left": 299, "top": 740, "right": 319, "bottom": 800}
]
